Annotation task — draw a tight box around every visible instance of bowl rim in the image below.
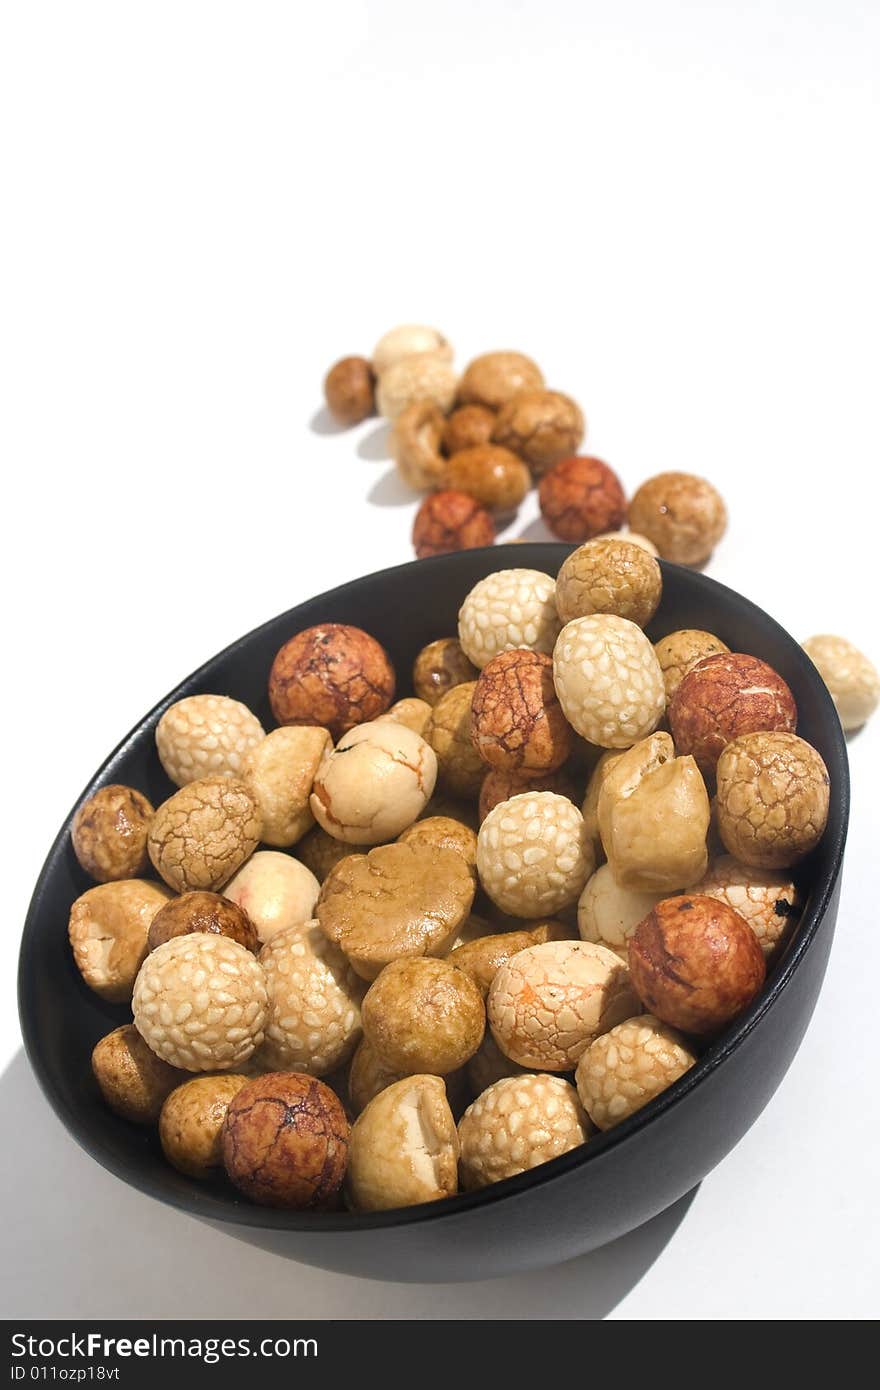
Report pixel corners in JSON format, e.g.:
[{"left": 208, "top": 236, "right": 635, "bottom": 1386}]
[{"left": 17, "top": 544, "right": 850, "bottom": 1233}]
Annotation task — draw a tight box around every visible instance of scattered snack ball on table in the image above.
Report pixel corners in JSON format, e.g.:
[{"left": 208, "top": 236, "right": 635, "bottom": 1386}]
[
  {"left": 627, "top": 471, "right": 727, "bottom": 566},
  {"left": 323, "top": 355, "right": 375, "bottom": 426},
  {"left": 443, "top": 445, "right": 531, "bottom": 513},
  {"left": 801, "top": 634, "right": 880, "bottom": 731},
  {"left": 412, "top": 489, "right": 496, "bottom": 559},
  {"left": 538, "top": 457, "right": 627, "bottom": 542},
  {"left": 491, "top": 389, "right": 585, "bottom": 474}
]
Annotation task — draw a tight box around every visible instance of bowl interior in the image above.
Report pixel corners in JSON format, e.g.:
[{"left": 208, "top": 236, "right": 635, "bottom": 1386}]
[{"left": 18, "top": 543, "right": 849, "bottom": 1231}]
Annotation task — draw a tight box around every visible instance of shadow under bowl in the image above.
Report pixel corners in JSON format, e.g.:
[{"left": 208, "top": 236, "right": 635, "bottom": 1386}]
[{"left": 18, "top": 544, "right": 849, "bottom": 1282}]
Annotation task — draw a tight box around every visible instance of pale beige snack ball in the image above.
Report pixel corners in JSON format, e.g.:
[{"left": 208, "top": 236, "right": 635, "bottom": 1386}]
[
  {"left": 555, "top": 540, "right": 662, "bottom": 628},
  {"left": 458, "top": 1075, "right": 591, "bottom": 1190},
  {"left": 223, "top": 850, "right": 320, "bottom": 945},
  {"left": 310, "top": 720, "right": 437, "bottom": 845},
  {"left": 477, "top": 792, "right": 594, "bottom": 919},
  {"left": 376, "top": 352, "right": 458, "bottom": 420},
  {"left": 575, "top": 1014, "right": 696, "bottom": 1131},
  {"left": 715, "top": 731, "right": 830, "bottom": 870},
  {"left": 376, "top": 697, "right": 433, "bottom": 738},
  {"left": 488, "top": 939, "right": 639, "bottom": 1070},
  {"left": 552, "top": 614, "right": 665, "bottom": 747},
  {"left": 347, "top": 1075, "right": 460, "bottom": 1211},
  {"left": 372, "top": 324, "right": 452, "bottom": 375},
  {"left": 241, "top": 726, "right": 331, "bottom": 848},
  {"left": 596, "top": 530, "right": 659, "bottom": 557},
  {"left": 159, "top": 1074, "right": 251, "bottom": 1178},
  {"left": 148, "top": 776, "right": 261, "bottom": 894},
  {"left": 691, "top": 855, "right": 799, "bottom": 957},
  {"left": 654, "top": 629, "right": 731, "bottom": 703},
  {"left": 156, "top": 695, "right": 265, "bottom": 788},
  {"left": 132, "top": 933, "right": 269, "bottom": 1072},
  {"left": 458, "top": 568, "right": 561, "bottom": 669},
  {"left": 69, "top": 879, "right": 172, "bottom": 1002},
  {"left": 802, "top": 634, "right": 880, "bottom": 731},
  {"left": 258, "top": 921, "right": 363, "bottom": 1075},
  {"left": 577, "top": 864, "right": 665, "bottom": 960}
]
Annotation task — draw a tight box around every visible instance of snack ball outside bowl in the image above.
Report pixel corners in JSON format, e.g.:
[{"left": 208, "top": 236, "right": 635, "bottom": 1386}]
[
  {"left": 801, "top": 634, "right": 880, "bottom": 731},
  {"left": 132, "top": 933, "right": 269, "bottom": 1072},
  {"left": 552, "top": 614, "right": 665, "bottom": 748},
  {"left": 477, "top": 791, "right": 594, "bottom": 918},
  {"left": 458, "top": 568, "right": 561, "bottom": 669},
  {"left": 627, "top": 471, "right": 727, "bottom": 566},
  {"left": 221, "top": 1072, "right": 349, "bottom": 1209},
  {"left": 155, "top": 694, "right": 265, "bottom": 788},
  {"left": 538, "top": 456, "right": 627, "bottom": 543},
  {"left": 372, "top": 323, "right": 451, "bottom": 374},
  {"left": 458, "top": 1074, "right": 592, "bottom": 1190},
  {"left": 268, "top": 623, "right": 395, "bottom": 741},
  {"left": 457, "top": 351, "right": 544, "bottom": 410},
  {"left": 310, "top": 720, "right": 437, "bottom": 845},
  {"left": 412, "top": 490, "right": 496, "bottom": 559}
]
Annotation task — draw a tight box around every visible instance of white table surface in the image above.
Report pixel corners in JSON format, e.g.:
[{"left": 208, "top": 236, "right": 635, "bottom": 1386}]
[{"left": 2, "top": 0, "right": 878, "bottom": 1320}]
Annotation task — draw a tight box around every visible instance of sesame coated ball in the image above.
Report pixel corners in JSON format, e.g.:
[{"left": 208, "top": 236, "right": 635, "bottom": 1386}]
[
  {"left": 575, "top": 1014, "right": 697, "bottom": 1130},
  {"left": 147, "top": 776, "right": 262, "bottom": 894},
  {"left": 715, "top": 731, "right": 830, "bottom": 869},
  {"left": 477, "top": 792, "right": 594, "bottom": 919},
  {"left": 654, "top": 629, "right": 731, "bottom": 703},
  {"left": 132, "top": 933, "right": 269, "bottom": 1071},
  {"left": 222, "top": 1072, "right": 349, "bottom": 1209},
  {"left": 802, "top": 634, "right": 880, "bottom": 731},
  {"left": 258, "top": 922, "right": 363, "bottom": 1076},
  {"left": 268, "top": 623, "right": 395, "bottom": 741},
  {"left": 552, "top": 614, "right": 665, "bottom": 747},
  {"left": 71, "top": 785, "right": 154, "bottom": 882},
  {"left": 538, "top": 456, "right": 627, "bottom": 543},
  {"left": 458, "top": 568, "right": 561, "bottom": 669},
  {"left": 458, "top": 1075, "right": 591, "bottom": 1190},
  {"left": 424, "top": 681, "right": 485, "bottom": 798},
  {"left": 555, "top": 539, "right": 662, "bottom": 628},
  {"left": 691, "top": 855, "right": 799, "bottom": 957},
  {"left": 155, "top": 695, "right": 265, "bottom": 788},
  {"left": 628, "top": 471, "right": 727, "bottom": 566},
  {"left": 310, "top": 719, "right": 437, "bottom": 845},
  {"left": 669, "top": 652, "right": 797, "bottom": 777},
  {"left": 471, "top": 649, "right": 573, "bottom": 774},
  {"left": 372, "top": 324, "right": 452, "bottom": 375},
  {"left": 488, "top": 939, "right": 639, "bottom": 1070}
]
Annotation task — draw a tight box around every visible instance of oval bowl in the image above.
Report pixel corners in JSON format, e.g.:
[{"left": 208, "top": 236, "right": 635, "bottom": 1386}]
[{"left": 18, "top": 544, "right": 849, "bottom": 1282}]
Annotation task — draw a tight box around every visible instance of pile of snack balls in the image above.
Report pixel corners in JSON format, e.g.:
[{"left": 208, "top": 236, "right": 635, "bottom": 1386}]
[
  {"left": 323, "top": 324, "right": 727, "bottom": 563},
  {"left": 69, "top": 537, "right": 878, "bottom": 1212}
]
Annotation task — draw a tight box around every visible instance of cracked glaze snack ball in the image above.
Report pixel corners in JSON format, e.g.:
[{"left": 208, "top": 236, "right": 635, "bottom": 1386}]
[
  {"left": 442, "top": 403, "right": 496, "bottom": 455},
  {"left": 362, "top": 957, "right": 485, "bottom": 1075},
  {"left": 323, "top": 355, "right": 375, "bottom": 426},
  {"left": 413, "top": 637, "right": 478, "bottom": 707},
  {"left": 488, "top": 940, "right": 639, "bottom": 1070},
  {"left": 148, "top": 776, "right": 261, "bottom": 894},
  {"left": 479, "top": 766, "right": 576, "bottom": 823},
  {"left": 424, "top": 681, "right": 484, "bottom": 798},
  {"left": 258, "top": 921, "right": 363, "bottom": 1075},
  {"left": 458, "top": 568, "right": 561, "bottom": 669},
  {"left": 477, "top": 792, "right": 594, "bottom": 918},
  {"left": 596, "top": 530, "right": 659, "bottom": 557},
  {"left": 629, "top": 895, "right": 766, "bottom": 1036},
  {"left": 458, "top": 1075, "right": 591, "bottom": 1190},
  {"left": 310, "top": 719, "right": 437, "bottom": 844},
  {"left": 443, "top": 445, "right": 531, "bottom": 513},
  {"left": 691, "top": 855, "right": 799, "bottom": 957},
  {"left": 575, "top": 1014, "right": 697, "bottom": 1130},
  {"left": 491, "top": 390, "right": 585, "bottom": 475},
  {"left": 471, "top": 649, "right": 573, "bottom": 775},
  {"left": 577, "top": 864, "right": 665, "bottom": 961},
  {"left": 91, "top": 1024, "right": 184, "bottom": 1124},
  {"left": 372, "top": 323, "right": 452, "bottom": 374},
  {"left": 412, "top": 489, "right": 496, "bottom": 559},
  {"left": 376, "top": 352, "right": 458, "bottom": 419},
  {"left": 223, "top": 850, "right": 320, "bottom": 945},
  {"left": 390, "top": 400, "right": 446, "bottom": 490},
  {"left": 715, "top": 731, "right": 830, "bottom": 869},
  {"left": 346, "top": 1074, "right": 459, "bottom": 1211},
  {"left": 155, "top": 695, "right": 265, "bottom": 789},
  {"left": 669, "top": 652, "right": 797, "bottom": 777},
  {"left": 553, "top": 614, "right": 665, "bottom": 748},
  {"left": 628, "top": 471, "right": 727, "bottom": 566},
  {"left": 316, "top": 841, "right": 475, "bottom": 980},
  {"left": 71, "top": 785, "right": 154, "bottom": 882},
  {"left": 222, "top": 1072, "right": 350, "bottom": 1209},
  {"left": 802, "top": 634, "right": 880, "bottom": 731},
  {"left": 132, "top": 933, "right": 269, "bottom": 1071},
  {"left": 654, "top": 629, "right": 731, "bottom": 703},
  {"left": 159, "top": 1073, "right": 251, "bottom": 1178},
  {"left": 241, "top": 726, "right": 331, "bottom": 848},
  {"left": 69, "top": 879, "right": 172, "bottom": 1001},
  {"left": 538, "top": 456, "right": 627, "bottom": 543},
  {"left": 268, "top": 623, "right": 395, "bottom": 741},
  {"left": 555, "top": 539, "right": 662, "bottom": 628},
  {"left": 147, "top": 890, "right": 259, "bottom": 954},
  {"left": 457, "top": 351, "right": 544, "bottom": 410}
]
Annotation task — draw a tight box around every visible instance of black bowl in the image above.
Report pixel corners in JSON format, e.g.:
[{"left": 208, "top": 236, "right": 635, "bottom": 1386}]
[{"left": 18, "top": 545, "right": 849, "bottom": 1282}]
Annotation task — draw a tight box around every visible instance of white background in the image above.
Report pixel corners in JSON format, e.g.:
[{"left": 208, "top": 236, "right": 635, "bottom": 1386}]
[{"left": 1, "top": 0, "right": 878, "bottom": 1320}]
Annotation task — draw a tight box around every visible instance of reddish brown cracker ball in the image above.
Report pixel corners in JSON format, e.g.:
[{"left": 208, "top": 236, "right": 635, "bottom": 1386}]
[
  {"left": 538, "top": 456, "right": 627, "bottom": 543},
  {"left": 442, "top": 404, "right": 497, "bottom": 455},
  {"left": 71, "top": 785, "right": 154, "bottom": 882},
  {"left": 221, "top": 1071, "right": 349, "bottom": 1209},
  {"left": 323, "top": 355, "right": 375, "bottom": 426},
  {"left": 669, "top": 652, "right": 797, "bottom": 777},
  {"left": 629, "top": 894, "right": 766, "bottom": 1036},
  {"left": 147, "top": 890, "right": 259, "bottom": 954},
  {"left": 471, "top": 649, "right": 573, "bottom": 775},
  {"left": 412, "top": 490, "right": 496, "bottom": 559},
  {"left": 479, "top": 766, "right": 577, "bottom": 822},
  {"left": 268, "top": 623, "right": 395, "bottom": 740}
]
